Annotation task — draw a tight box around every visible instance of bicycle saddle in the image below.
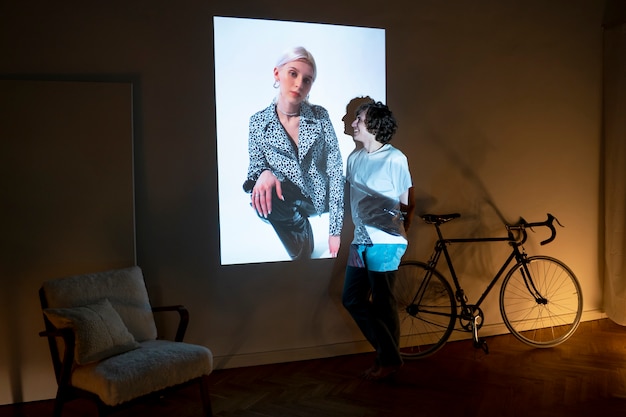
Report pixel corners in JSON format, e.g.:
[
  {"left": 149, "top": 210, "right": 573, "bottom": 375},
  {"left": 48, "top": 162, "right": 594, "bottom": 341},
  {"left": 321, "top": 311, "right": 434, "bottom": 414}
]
[{"left": 421, "top": 213, "right": 461, "bottom": 225}]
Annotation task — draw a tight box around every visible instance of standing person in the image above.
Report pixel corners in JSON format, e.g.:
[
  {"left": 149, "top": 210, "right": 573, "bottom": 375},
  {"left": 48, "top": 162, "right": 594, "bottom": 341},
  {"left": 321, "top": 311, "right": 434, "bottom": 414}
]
[
  {"left": 243, "top": 46, "right": 344, "bottom": 260},
  {"left": 342, "top": 100, "right": 414, "bottom": 380}
]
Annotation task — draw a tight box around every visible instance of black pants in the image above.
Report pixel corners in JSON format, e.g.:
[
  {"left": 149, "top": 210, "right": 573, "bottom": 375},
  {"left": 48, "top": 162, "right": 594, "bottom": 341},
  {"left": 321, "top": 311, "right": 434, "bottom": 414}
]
[
  {"left": 264, "top": 182, "right": 316, "bottom": 260},
  {"left": 342, "top": 266, "right": 402, "bottom": 367}
]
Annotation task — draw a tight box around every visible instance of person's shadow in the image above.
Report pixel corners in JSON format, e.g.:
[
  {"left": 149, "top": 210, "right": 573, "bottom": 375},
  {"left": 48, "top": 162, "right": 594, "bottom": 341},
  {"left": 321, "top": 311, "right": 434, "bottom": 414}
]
[{"left": 341, "top": 96, "right": 374, "bottom": 150}]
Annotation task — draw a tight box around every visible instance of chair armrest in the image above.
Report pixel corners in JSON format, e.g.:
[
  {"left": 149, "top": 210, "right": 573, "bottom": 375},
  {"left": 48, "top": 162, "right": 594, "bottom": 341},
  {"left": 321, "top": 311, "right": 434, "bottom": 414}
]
[
  {"left": 152, "top": 305, "right": 189, "bottom": 342},
  {"left": 39, "top": 327, "right": 76, "bottom": 386}
]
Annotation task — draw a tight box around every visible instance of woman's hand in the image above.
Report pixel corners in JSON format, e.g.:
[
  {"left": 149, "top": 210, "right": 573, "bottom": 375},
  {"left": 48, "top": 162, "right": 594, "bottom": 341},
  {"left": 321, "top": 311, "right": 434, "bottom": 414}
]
[
  {"left": 328, "top": 235, "right": 341, "bottom": 258},
  {"left": 251, "top": 170, "right": 283, "bottom": 218}
]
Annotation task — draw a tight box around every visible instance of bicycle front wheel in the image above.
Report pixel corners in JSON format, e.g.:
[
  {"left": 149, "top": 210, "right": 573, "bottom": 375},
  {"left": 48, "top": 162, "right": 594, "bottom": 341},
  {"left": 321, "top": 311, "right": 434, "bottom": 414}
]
[
  {"left": 500, "top": 256, "right": 583, "bottom": 348},
  {"left": 395, "top": 261, "right": 456, "bottom": 359}
]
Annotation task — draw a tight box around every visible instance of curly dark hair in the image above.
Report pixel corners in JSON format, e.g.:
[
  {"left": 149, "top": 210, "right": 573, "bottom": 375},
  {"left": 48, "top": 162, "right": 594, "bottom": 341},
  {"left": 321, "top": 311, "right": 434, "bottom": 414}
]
[{"left": 356, "top": 100, "right": 398, "bottom": 144}]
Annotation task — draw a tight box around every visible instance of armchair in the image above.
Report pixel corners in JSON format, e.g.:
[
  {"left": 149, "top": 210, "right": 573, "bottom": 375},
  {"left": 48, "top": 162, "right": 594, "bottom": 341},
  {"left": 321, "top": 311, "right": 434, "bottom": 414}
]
[{"left": 39, "top": 266, "right": 213, "bottom": 416}]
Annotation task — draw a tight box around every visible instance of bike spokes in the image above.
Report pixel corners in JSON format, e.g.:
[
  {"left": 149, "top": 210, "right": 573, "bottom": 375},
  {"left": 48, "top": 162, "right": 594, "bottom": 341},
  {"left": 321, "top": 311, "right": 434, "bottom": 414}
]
[
  {"left": 395, "top": 261, "right": 456, "bottom": 359},
  {"left": 500, "top": 256, "right": 583, "bottom": 347}
]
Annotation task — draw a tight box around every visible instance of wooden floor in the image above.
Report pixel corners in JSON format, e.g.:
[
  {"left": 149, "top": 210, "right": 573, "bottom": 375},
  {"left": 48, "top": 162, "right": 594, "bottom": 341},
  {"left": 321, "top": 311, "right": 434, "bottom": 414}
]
[{"left": 4, "top": 318, "right": 626, "bottom": 417}]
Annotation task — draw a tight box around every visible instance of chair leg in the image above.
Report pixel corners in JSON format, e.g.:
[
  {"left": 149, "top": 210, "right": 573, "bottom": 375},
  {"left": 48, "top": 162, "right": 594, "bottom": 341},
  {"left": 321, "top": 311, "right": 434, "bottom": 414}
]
[
  {"left": 52, "top": 387, "right": 69, "bottom": 417},
  {"left": 52, "top": 398, "right": 64, "bottom": 417},
  {"left": 199, "top": 375, "right": 213, "bottom": 417}
]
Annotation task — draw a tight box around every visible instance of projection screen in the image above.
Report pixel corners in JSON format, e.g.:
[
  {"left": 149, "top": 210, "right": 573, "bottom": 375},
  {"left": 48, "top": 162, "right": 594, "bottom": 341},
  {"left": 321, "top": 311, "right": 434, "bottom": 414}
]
[{"left": 214, "top": 16, "right": 386, "bottom": 265}]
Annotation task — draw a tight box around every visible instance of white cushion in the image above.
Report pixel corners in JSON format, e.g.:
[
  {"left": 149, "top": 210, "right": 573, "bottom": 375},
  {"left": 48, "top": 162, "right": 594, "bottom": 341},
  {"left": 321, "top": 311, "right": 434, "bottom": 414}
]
[
  {"left": 71, "top": 340, "right": 213, "bottom": 406},
  {"left": 44, "top": 299, "right": 140, "bottom": 365}
]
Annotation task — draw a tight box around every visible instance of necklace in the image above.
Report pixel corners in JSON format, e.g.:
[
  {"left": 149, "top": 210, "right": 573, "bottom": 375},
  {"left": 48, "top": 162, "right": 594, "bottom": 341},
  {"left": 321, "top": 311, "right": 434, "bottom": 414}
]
[{"left": 276, "top": 104, "right": 299, "bottom": 117}]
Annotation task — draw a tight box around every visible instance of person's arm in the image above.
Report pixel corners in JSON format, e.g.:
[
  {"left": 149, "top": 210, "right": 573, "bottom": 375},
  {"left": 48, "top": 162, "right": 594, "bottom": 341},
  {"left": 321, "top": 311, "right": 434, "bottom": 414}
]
[
  {"left": 322, "top": 108, "right": 345, "bottom": 233},
  {"left": 320, "top": 107, "right": 344, "bottom": 256},
  {"left": 246, "top": 113, "right": 283, "bottom": 217},
  {"left": 251, "top": 170, "right": 283, "bottom": 218},
  {"left": 328, "top": 235, "right": 341, "bottom": 258},
  {"left": 400, "top": 186, "right": 416, "bottom": 232},
  {"left": 246, "top": 115, "right": 271, "bottom": 183}
]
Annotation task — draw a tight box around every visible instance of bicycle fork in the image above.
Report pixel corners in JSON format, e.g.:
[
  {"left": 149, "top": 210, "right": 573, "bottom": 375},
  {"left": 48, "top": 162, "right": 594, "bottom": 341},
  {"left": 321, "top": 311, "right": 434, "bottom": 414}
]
[{"left": 516, "top": 251, "right": 548, "bottom": 304}]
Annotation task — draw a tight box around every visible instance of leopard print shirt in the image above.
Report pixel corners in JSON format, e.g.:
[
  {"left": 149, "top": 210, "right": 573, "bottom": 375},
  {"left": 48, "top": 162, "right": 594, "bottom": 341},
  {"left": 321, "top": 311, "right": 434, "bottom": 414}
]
[{"left": 245, "top": 102, "right": 344, "bottom": 236}]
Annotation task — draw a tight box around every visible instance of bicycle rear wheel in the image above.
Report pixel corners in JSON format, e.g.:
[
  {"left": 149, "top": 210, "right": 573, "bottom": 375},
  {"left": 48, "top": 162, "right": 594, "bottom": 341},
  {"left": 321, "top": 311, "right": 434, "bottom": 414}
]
[
  {"left": 395, "top": 261, "right": 456, "bottom": 359},
  {"left": 500, "top": 256, "right": 583, "bottom": 348}
]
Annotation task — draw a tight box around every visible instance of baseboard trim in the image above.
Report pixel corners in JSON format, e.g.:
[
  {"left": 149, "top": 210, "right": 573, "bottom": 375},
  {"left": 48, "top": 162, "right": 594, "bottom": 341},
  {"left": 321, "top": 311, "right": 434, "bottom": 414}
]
[{"left": 213, "top": 310, "right": 608, "bottom": 370}]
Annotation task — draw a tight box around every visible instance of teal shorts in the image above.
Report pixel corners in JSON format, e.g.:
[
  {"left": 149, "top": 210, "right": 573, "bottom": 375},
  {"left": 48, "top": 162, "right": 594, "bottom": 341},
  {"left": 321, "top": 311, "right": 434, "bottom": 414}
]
[{"left": 347, "top": 244, "right": 407, "bottom": 272}]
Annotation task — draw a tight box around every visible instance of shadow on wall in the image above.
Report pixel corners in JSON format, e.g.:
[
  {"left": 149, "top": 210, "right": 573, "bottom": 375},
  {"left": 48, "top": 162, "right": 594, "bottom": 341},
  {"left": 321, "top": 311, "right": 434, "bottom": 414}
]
[
  {"left": 407, "top": 125, "right": 516, "bottom": 280},
  {"left": 427, "top": 130, "right": 507, "bottom": 225},
  {"left": 3, "top": 269, "right": 24, "bottom": 403}
]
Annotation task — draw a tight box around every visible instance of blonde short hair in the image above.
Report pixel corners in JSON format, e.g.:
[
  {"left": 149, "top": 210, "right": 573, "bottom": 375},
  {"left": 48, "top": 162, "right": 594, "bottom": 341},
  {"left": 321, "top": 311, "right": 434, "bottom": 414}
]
[{"left": 275, "top": 46, "right": 317, "bottom": 81}]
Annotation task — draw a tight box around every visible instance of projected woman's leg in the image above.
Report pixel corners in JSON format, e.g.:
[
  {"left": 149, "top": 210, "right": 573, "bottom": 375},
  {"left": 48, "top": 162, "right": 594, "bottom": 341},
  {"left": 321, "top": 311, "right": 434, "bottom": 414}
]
[{"left": 264, "top": 188, "right": 314, "bottom": 260}]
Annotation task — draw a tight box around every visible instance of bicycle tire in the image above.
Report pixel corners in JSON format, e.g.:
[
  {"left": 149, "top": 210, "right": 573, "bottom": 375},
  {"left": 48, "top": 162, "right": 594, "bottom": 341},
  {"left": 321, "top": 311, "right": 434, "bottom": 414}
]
[
  {"left": 499, "top": 256, "right": 583, "bottom": 348},
  {"left": 395, "top": 261, "right": 456, "bottom": 359}
]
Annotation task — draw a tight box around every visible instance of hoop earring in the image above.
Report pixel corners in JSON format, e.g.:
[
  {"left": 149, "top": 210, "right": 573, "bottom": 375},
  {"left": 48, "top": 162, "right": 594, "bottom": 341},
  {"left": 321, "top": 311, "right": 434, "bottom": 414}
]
[{"left": 273, "top": 80, "right": 279, "bottom": 88}]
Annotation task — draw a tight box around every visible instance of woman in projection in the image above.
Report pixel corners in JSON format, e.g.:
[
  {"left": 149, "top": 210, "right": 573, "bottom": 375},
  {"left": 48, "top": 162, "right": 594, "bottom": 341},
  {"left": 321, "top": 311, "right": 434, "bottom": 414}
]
[
  {"left": 342, "top": 100, "right": 414, "bottom": 380},
  {"left": 243, "top": 46, "right": 344, "bottom": 260}
]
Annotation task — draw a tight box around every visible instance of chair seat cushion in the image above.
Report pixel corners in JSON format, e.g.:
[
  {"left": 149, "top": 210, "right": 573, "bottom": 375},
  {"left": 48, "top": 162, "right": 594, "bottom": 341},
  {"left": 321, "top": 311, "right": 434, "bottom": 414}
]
[{"left": 71, "top": 339, "right": 213, "bottom": 406}]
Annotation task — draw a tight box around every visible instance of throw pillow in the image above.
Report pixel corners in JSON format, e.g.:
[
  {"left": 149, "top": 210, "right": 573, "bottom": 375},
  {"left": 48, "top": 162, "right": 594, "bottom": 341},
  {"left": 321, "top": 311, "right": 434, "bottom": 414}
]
[{"left": 44, "top": 298, "right": 140, "bottom": 365}]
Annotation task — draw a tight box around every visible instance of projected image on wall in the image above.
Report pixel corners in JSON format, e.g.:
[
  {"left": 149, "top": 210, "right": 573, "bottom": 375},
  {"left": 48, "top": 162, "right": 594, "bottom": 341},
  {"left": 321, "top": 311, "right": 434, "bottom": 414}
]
[{"left": 214, "top": 16, "right": 386, "bottom": 265}]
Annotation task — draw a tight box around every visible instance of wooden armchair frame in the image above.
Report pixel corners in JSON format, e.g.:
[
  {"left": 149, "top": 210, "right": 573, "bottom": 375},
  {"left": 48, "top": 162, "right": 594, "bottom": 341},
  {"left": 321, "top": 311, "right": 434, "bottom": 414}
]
[{"left": 39, "top": 281, "right": 212, "bottom": 417}]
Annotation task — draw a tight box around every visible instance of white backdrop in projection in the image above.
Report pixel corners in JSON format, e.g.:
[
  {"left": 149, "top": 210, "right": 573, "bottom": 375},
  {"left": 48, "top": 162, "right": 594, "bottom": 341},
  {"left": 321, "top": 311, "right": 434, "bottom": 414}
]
[{"left": 214, "top": 16, "right": 386, "bottom": 265}]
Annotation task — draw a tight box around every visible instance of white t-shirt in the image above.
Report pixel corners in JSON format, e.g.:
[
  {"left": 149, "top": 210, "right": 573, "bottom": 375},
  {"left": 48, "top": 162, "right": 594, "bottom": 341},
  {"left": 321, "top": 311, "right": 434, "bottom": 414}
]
[{"left": 347, "top": 144, "right": 412, "bottom": 244}]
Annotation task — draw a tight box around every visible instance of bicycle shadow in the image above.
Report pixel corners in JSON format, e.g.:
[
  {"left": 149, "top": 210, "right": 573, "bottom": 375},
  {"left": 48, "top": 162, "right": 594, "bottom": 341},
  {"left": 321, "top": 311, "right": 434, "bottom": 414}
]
[{"left": 419, "top": 128, "right": 517, "bottom": 283}]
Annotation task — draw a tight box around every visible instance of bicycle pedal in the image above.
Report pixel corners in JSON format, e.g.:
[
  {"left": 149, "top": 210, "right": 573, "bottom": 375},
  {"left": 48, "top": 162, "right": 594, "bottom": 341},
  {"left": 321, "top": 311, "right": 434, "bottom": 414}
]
[{"left": 473, "top": 339, "right": 489, "bottom": 354}]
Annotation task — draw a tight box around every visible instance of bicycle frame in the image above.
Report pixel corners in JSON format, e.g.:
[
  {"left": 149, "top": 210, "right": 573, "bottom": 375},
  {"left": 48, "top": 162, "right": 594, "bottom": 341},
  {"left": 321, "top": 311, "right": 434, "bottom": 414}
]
[{"left": 426, "top": 224, "right": 521, "bottom": 311}]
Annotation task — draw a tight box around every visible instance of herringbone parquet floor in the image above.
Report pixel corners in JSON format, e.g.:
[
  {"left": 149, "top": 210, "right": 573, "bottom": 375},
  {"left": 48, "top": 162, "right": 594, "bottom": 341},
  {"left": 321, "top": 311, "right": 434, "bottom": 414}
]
[{"left": 4, "top": 318, "right": 626, "bottom": 417}]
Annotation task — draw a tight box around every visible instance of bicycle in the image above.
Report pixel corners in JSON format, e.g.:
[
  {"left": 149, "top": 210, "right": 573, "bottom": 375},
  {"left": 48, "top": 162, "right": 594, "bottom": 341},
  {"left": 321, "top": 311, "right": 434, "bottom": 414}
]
[{"left": 394, "top": 212, "right": 583, "bottom": 358}]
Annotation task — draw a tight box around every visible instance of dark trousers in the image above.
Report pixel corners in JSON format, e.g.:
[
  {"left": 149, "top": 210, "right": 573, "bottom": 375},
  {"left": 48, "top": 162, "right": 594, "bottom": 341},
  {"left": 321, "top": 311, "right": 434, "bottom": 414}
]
[
  {"left": 264, "top": 183, "right": 315, "bottom": 260},
  {"left": 342, "top": 266, "right": 402, "bottom": 367}
]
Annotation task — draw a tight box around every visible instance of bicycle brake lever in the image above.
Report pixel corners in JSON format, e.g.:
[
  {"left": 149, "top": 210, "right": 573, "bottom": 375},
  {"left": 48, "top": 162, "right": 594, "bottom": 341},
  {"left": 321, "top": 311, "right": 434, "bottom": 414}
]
[
  {"left": 550, "top": 214, "right": 564, "bottom": 228},
  {"left": 541, "top": 222, "right": 556, "bottom": 245}
]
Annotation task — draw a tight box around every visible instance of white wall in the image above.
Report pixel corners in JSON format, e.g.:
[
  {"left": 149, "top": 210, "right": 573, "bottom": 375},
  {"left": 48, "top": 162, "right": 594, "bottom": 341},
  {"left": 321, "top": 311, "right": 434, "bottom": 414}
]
[{"left": 0, "top": 0, "right": 606, "bottom": 404}]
